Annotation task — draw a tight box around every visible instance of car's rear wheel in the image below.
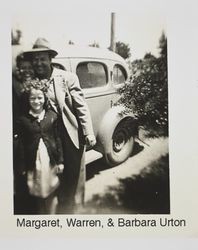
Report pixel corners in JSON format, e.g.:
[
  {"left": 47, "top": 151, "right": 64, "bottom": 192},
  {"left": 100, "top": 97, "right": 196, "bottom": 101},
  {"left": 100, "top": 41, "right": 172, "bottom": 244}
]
[{"left": 104, "top": 119, "right": 135, "bottom": 166}]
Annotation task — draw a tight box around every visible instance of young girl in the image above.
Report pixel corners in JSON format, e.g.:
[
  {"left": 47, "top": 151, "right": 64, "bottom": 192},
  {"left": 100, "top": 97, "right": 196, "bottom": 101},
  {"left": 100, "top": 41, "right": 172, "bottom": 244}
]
[
  {"left": 18, "top": 79, "right": 64, "bottom": 214},
  {"left": 13, "top": 53, "right": 35, "bottom": 111},
  {"left": 13, "top": 53, "right": 35, "bottom": 133}
]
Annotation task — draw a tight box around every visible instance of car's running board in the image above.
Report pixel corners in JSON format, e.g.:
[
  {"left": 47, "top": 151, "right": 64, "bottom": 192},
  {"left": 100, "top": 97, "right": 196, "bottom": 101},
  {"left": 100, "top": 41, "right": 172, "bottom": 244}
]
[{"left": 85, "top": 149, "right": 103, "bottom": 165}]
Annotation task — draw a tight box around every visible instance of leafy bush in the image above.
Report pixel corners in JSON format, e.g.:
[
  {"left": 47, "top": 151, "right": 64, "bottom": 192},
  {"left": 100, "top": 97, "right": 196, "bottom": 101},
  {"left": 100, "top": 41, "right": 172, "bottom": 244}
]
[
  {"left": 117, "top": 33, "right": 168, "bottom": 137},
  {"left": 115, "top": 41, "right": 131, "bottom": 59}
]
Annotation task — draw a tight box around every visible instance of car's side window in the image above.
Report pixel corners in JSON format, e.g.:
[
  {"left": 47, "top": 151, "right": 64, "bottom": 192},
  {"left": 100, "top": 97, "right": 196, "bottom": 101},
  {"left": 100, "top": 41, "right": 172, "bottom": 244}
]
[
  {"left": 113, "top": 64, "right": 127, "bottom": 84},
  {"left": 76, "top": 62, "right": 108, "bottom": 89}
]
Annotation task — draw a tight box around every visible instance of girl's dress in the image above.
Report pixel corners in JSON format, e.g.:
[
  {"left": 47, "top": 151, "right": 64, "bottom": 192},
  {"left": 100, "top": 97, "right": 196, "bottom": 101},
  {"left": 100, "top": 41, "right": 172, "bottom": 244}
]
[{"left": 18, "top": 109, "right": 63, "bottom": 200}]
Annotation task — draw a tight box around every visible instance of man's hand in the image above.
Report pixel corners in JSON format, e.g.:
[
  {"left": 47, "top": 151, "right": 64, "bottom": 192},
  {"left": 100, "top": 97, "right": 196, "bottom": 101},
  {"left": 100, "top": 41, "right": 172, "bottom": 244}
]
[
  {"left": 54, "top": 164, "right": 64, "bottom": 175},
  {"left": 85, "top": 134, "right": 96, "bottom": 147}
]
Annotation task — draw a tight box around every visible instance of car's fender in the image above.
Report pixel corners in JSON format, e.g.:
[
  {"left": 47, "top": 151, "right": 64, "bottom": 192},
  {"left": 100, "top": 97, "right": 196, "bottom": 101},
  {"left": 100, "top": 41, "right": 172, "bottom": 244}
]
[{"left": 95, "top": 105, "right": 136, "bottom": 153}]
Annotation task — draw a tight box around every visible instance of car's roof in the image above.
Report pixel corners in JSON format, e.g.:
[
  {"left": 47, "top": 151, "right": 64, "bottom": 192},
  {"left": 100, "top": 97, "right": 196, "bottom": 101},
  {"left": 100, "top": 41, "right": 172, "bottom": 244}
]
[
  {"left": 55, "top": 45, "right": 126, "bottom": 63},
  {"left": 12, "top": 44, "right": 128, "bottom": 71}
]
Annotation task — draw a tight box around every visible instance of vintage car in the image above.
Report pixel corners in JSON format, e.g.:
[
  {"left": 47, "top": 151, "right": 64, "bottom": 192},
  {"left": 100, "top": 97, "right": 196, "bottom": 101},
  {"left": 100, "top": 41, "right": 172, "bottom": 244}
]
[
  {"left": 12, "top": 45, "right": 137, "bottom": 166},
  {"left": 52, "top": 46, "right": 137, "bottom": 166}
]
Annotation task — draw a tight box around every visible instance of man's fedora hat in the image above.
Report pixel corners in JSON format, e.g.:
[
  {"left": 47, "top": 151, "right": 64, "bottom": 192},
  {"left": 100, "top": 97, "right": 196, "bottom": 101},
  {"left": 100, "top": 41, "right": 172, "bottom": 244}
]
[{"left": 24, "top": 38, "right": 58, "bottom": 58}]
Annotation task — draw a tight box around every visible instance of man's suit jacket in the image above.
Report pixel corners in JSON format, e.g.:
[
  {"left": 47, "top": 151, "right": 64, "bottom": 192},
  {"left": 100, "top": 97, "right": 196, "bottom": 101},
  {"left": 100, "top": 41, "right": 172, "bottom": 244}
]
[{"left": 50, "top": 67, "right": 94, "bottom": 149}]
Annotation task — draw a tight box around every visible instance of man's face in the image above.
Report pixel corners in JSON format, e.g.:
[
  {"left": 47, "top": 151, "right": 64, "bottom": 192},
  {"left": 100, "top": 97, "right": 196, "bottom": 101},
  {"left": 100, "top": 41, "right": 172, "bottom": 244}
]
[{"left": 32, "top": 52, "right": 52, "bottom": 79}]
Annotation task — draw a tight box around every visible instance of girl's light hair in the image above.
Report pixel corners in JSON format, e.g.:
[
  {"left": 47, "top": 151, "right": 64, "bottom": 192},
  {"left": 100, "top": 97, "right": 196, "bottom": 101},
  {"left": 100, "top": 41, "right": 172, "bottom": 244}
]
[{"left": 21, "top": 78, "right": 51, "bottom": 113}]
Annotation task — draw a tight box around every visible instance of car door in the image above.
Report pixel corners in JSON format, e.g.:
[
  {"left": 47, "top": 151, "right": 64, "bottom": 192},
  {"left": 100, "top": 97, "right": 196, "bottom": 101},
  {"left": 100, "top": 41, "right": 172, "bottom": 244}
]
[{"left": 74, "top": 60, "right": 116, "bottom": 135}]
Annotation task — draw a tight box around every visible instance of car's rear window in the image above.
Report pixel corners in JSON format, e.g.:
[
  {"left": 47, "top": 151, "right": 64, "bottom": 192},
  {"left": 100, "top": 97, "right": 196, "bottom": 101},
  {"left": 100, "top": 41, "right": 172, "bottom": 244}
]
[
  {"left": 76, "top": 62, "right": 108, "bottom": 89},
  {"left": 113, "top": 64, "right": 127, "bottom": 84}
]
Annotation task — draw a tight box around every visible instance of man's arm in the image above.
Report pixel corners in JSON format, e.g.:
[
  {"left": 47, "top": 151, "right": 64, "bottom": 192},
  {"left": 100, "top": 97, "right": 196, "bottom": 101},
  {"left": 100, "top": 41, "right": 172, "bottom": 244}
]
[{"left": 67, "top": 73, "right": 96, "bottom": 146}]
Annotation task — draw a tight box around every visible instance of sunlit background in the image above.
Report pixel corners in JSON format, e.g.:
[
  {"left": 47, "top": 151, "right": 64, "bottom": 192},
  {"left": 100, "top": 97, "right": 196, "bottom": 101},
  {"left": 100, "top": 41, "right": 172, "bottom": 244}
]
[{"left": 12, "top": 11, "right": 166, "bottom": 60}]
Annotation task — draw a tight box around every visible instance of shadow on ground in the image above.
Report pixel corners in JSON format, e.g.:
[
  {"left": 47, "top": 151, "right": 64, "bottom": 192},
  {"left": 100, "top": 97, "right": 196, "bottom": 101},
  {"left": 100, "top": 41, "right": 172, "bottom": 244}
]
[
  {"left": 86, "top": 141, "right": 144, "bottom": 181},
  {"left": 82, "top": 154, "right": 170, "bottom": 214}
]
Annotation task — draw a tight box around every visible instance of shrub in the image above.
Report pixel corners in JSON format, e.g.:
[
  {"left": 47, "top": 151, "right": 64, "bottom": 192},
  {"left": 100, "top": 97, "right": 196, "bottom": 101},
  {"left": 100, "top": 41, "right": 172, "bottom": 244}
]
[{"left": 117, "top": 33, "right": 168, "bottom": 137}]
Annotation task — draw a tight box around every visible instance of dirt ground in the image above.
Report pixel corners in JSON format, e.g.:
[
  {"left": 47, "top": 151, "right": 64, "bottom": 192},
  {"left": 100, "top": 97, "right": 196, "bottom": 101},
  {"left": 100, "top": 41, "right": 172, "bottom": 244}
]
[{"left": 79, "top": 137, "right": 169, "bottom": 214}]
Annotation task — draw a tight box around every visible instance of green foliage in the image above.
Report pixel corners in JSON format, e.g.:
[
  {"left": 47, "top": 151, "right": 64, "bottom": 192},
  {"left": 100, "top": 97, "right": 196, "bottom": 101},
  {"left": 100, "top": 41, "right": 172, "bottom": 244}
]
[
  {"left": 68, "top": 40, "right": 74, "bottom": 45},
  {"left": 117, "top": 33, "right": 168, "bottom": 137},
  {"left": 115, "top": 41, "right": 131, "bottom": 59},
  {"left": 89, "top": 42, "right": 100, "bottom": 48},
  {"left": 11, "top": 29, "right": 22, "bottom": 45}
]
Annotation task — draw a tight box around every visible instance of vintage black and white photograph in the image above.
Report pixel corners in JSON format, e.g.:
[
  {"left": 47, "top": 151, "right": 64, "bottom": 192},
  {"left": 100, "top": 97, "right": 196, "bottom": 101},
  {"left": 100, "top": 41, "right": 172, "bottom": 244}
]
[{"left": 12, "top": 11, "right": 169, "bottom": 215}]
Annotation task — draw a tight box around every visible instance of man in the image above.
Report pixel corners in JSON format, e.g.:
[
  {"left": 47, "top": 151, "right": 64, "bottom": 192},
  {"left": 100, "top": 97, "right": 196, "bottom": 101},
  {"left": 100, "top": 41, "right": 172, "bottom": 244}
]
[{"left": 24, "top": 38, "right": 96, "bottom": 213}]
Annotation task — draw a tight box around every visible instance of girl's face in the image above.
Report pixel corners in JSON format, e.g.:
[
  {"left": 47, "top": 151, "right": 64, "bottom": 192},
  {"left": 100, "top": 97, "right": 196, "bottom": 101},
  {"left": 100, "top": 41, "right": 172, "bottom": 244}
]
[
  {"left": 19, "top": 61, "right": 34, "bottom": 81},
  {"left": 29, "top": 89, "right": 45, "bottom": 114}
]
